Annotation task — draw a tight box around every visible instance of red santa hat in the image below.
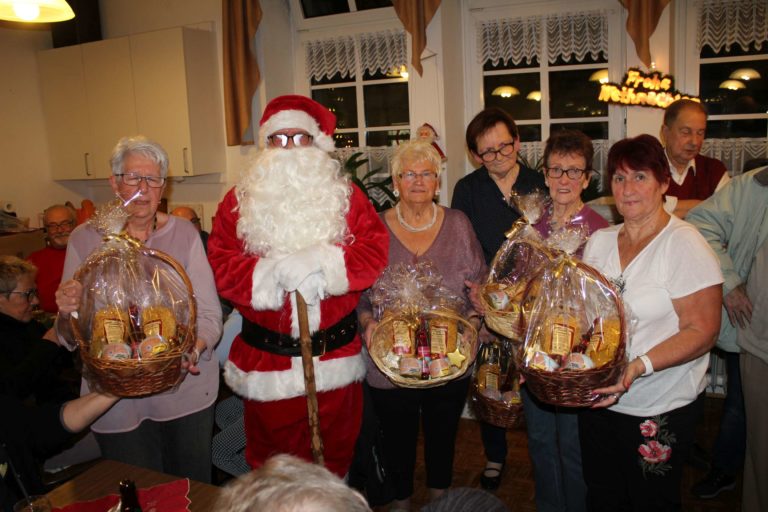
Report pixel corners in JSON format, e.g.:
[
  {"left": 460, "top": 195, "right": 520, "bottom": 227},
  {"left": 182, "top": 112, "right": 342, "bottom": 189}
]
[
  {"left": 259, "top": 95, "right": 337, "bottom": 152},
  {"left": 418, "top": 122, "right": 440, "bottom": 139}
]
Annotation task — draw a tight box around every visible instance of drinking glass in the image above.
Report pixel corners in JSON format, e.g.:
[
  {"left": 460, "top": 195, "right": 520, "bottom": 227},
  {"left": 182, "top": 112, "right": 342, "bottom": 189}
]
[{"left": 13, "top": 495, "right": 52, "bottom": 512}]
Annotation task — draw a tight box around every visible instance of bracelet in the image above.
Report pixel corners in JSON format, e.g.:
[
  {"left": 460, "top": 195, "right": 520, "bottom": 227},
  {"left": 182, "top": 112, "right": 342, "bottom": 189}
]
[
  {"left": 638, "top": 354, "right": 654, "bottom": 376},
  {"left": 192, "top": 348, "right": 201, "bottom": 365}
]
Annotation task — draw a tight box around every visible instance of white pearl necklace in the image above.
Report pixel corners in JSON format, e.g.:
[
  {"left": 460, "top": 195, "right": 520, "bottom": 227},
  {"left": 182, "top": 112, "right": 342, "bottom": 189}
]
[{"left": 395, "top": 202, "right": 438, "bottom": 232}]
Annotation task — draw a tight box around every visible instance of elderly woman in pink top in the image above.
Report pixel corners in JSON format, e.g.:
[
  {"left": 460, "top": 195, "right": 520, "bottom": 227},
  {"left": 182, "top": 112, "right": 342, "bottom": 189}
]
[{"left": 357, "top": 139, "right": 486, "bottom": 511}]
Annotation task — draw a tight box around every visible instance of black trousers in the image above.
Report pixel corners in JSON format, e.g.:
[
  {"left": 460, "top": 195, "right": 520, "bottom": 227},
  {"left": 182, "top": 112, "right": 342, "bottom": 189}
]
[
  {"left": 579, "top": 394, "right": 704, "bottom": 512},
  {"left": 369, "top": 377, "right": 470, "bottom": 500}
]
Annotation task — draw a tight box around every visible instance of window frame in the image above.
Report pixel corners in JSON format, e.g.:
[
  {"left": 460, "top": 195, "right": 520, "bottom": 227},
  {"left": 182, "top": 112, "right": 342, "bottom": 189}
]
[
  {"left": 293, "top": 13, "right": 410, "bottom": 148},
  {"left": 464, "top": 0, "right": 625, "bottom": 170},
  {"left": 289, "top": 0, "right": 396, "bottom": 31},
  {"left": 678, "top": 0, "right": 768, "bottom": 173}
]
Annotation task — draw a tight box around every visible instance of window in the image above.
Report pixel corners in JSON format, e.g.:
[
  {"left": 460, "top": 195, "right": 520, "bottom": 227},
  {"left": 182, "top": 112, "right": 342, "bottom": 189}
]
[
  {"left": 471, "top": 4, "right": 622, "bottom": 179},
  {"left": 299, "top": 0, "right": 393, "bottom": 19},
  {"left": 695, "top": 0, "right": 767, "bottom": 173},
  {"left": 697, "top": 0, "right": 767, "bottom": 138},
  {"left": 306, "top": 30, "right": 410, "bottom": 149},
  {"left": 478, "top": 11, "right": 611, "bottom": 143}
]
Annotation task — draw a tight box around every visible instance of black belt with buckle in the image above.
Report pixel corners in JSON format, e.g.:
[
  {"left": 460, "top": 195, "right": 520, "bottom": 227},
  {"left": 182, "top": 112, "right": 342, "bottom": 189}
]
[{"left": 239, "top": 311, "right": 358, "bottom": 357}]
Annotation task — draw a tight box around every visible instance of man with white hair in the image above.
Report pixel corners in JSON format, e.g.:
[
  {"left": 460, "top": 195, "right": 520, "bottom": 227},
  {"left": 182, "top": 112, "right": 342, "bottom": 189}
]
[{"left": 208, "top": 95, "right": 388, "bottom": 477}]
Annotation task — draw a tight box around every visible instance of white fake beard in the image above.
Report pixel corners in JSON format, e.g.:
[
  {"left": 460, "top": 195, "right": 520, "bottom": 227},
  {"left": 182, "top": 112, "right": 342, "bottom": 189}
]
[{"left": 235, "top": 147, "right": 351, "bottom": 257}]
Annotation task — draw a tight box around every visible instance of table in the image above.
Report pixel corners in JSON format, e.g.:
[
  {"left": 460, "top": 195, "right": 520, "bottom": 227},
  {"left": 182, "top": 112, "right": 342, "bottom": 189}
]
[{"left": 46, "top": 459, "right": 222, "bottom": 511}]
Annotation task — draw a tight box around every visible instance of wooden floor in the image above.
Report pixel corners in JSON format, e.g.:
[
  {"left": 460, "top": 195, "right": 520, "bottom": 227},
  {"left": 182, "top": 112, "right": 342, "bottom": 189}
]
[{"left": 375, "top": 396, "right": 741, "bottom": 511}]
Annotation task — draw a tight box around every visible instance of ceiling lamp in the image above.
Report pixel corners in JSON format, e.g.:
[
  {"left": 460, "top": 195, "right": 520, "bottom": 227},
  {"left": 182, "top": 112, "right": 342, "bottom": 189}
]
[
  {"left": 719, "top": 79, "right": 746, "bottom": 90},
  {"left": 729, "top": 68, "right": 761, "bottom": 81},
  {"left": 386, "top": 65, "right": 408, "bottom": 80},
  {"left": 0, "top": 0, "right": 74, "bottom": 22},
  {"left": 589, "top": 69, "right": 609, "bottom": 84},
  {"left": 492, "top": 86, "right": 520, "bottom": 98},
  {"left": 526, "top": 91, "right": 542, "bottom": 101}
]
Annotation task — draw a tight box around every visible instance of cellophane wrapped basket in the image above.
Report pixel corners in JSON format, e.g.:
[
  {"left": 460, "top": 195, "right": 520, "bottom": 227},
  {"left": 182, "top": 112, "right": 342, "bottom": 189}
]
[
  {"left": 482, "top": 192, "right": 553, "bottom": 342},
  {"left": 517, "top": 255, "right": 627, "bottom": 407},
  {"left": 470, "top": 340, "right": 524, "bottom": 429},
  {"left": 368, "top": 262, "right": 478, "bottom": 389},
  {"left": 69, "top": 200, "right": 196, "bottom": 397}
]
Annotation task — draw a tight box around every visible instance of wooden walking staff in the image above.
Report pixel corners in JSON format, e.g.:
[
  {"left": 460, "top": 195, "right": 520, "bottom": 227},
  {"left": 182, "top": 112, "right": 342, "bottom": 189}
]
[{"left": 295, "top": 291, "right": 325, "bottom": 465}]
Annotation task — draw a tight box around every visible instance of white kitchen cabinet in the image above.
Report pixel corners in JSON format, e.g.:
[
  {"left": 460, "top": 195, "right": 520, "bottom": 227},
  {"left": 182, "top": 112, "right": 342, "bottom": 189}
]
[
  {"left": 38, "top": 45, "right": 93, "bottom": 179},
  {"left": 130, "top": 28, "right": 225, "bottom": 177},
  {"left": 38, "top": 38, "right": 135, "bottom": 179},
  {"left": 38, "top": 27, "right": 224, "bottom": 180}
]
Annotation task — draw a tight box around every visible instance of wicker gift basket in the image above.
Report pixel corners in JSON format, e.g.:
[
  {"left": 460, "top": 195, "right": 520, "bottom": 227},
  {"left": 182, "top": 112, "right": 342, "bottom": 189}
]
[
  {"left": 369, "top": 308, "right": 478, "bottom": 389},
  {"left": 68, "top": 200, "right": 196, "bottom": 397},
  {"left": 481, "top": 235, "right": 553, "bottom": 342},
  {"left": 470, "top": 340, "right": 524, "bottom": 428},
  {"left": 517, "top": 255, "right": 627, "bottom": 407},
  {"left": 367, "top": 261, "right": 479, "bottom": 389},
  {"left": 481, "top": 192, "right": 553, "bottom": 343}
]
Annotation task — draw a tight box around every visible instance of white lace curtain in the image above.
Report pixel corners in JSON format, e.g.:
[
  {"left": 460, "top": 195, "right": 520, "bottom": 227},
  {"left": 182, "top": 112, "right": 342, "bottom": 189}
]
[
  {"left": 478, "top": 11, "right": 607, "bottom": 66},
  {"left": 546, "top": 12, "right": 608, "bottom": 63},
  {"left": 305, "top": 29, "right": 406, "bottom": 82},
  {"left": 478, "top": 17, "right": 540, "bottom": 66},
  {"left": 702, "top": 139, "right": 768, "bottom": 175},
  {"left": 698, "top": 0, "right": 767, "bottom": 53}
]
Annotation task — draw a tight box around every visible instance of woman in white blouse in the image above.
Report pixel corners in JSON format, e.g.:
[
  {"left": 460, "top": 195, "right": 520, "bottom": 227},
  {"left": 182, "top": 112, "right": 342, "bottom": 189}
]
[{"left": 580, "top": 134, "right": 723, "bottom": 511}]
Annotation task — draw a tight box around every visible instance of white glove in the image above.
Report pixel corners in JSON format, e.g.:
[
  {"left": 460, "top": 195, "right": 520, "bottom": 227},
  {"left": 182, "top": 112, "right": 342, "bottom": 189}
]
[
  {"left": 274, "top": 245, "right": 324, "bottom": 291},
  {"left": 296, "top": 272, "right": 326, "bottom": 306}
]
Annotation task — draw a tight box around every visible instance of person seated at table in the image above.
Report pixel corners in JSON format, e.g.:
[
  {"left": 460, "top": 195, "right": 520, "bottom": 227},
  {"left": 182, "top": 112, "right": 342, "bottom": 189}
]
[
  {"left": 170, "top": 206, "right": 209, "bottom": 253},
  {"left": 27, "top": 204, "right": 77, "bottom": 316},
  {"left": 0, "top": 255, "right": 76, "bottom": 404},
  {"left": 0, "top": 391, "right": 119, "bottom": 512},
  {"left": 215, "top": 454, "right": 371, "bottom": 512},
  {"left": 357, "top": 140, "right": 486, "bottom": 510},
  {"left": 55, "top": 135, "right": 223, "bottom": 483}
]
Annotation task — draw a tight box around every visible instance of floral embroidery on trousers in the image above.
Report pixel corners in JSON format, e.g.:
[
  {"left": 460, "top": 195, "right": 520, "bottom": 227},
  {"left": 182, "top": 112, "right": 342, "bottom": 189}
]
[{"left": 637, "top": 415, "right": 676, "bottom": 477}]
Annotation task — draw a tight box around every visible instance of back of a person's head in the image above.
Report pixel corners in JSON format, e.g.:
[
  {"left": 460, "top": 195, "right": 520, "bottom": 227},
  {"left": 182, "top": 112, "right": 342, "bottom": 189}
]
[
  {"left": 216, "top": 454, "right": 371, "bottom": 512},
  {"left": 421, "top": 487, "right": 510, "bottom": 512}
]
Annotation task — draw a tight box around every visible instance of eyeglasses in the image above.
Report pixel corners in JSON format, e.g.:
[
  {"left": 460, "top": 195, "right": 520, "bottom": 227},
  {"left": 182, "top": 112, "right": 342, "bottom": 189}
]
[
  {"left": 545, "top": 167, "right": 589, "bottom": 180},
  {"left": 116, "top": 173, "right": 166, "bottom": 188},
  {"left": 478, "top": 142, "right": 516, "bottom": 163},
  {"left": 44, "top": 220, "right": 74, "bottom": 231},
  {"left": 4, "top": 288, "right": 38, "bottom": 302},
  {"left": 399, "top": 170, "right": 438, "bottom": 181},
  {"left": 267, "top": 133, "right": 314, "bottom": 148}
]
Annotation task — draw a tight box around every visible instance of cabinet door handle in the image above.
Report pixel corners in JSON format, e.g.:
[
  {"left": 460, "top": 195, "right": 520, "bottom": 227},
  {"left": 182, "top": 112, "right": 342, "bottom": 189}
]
[
  {"left": 183, "top": 147, "right": 190, "bottom": 174},
  {"left": 84, "top": 152, "right": 91, "bottom": 176}
]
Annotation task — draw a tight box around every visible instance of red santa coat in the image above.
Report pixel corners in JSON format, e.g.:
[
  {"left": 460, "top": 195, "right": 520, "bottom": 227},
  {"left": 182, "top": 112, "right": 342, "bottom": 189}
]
[{"left": 208, "top": 183, "right": 388, "bottom": 474}]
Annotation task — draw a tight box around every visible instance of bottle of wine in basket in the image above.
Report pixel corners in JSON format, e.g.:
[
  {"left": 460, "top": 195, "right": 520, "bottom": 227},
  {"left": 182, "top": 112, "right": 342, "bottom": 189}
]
[
  {"left": 477, "top": 344, "right": 501, "bottom": 399},
  {"left": 416, "top": 318, "right": 430, "bottom": 380},
  {"left": 118, "top": 479, "right": 142, "bottom": 512}
]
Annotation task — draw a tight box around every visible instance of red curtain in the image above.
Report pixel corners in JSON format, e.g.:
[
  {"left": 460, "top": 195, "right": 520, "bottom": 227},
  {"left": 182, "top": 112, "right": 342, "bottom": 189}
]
[
  {"left": 392, "top": 0, "right": 442, "bottom": 76},
  {"left": 222, "top": 0, "right": 262, "bottom": 146}
]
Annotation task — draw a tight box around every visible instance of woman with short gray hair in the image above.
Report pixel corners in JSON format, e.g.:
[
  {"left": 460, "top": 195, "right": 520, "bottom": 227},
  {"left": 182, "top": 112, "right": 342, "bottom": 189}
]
[{"left": 55, "top": 135, "right": 223, "bottom": 483}]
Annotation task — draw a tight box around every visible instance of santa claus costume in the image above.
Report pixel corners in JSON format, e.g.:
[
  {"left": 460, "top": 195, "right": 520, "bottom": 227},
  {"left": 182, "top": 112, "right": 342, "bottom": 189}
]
[{"left": 208, "top": 95, "right": 389, "bottom": 476}]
